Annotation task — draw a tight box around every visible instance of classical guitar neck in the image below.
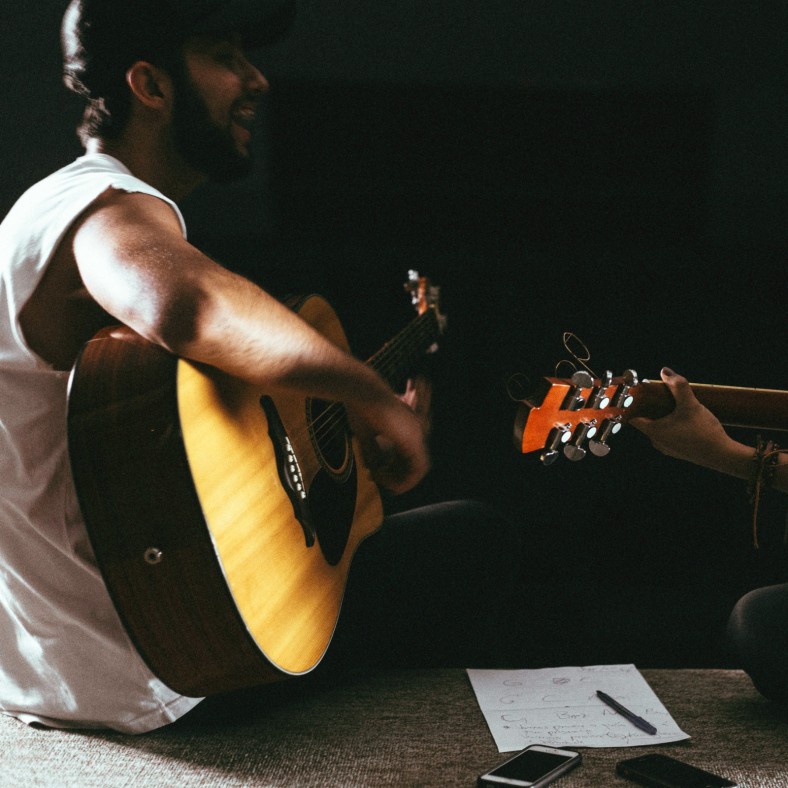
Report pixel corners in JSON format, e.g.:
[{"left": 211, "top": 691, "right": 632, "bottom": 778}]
[{"left": 629, "top": 382, "right": 788, "bottom": 432}]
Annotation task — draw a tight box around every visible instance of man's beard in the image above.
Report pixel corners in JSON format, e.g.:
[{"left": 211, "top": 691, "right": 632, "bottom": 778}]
[{"left": 170, "top": 69, "right": 255, "bottom": 183}]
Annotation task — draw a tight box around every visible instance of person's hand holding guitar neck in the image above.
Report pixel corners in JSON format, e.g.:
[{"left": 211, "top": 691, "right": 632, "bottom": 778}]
[{"left": 630, "top": 367, "right": 787, "bottom": 494}]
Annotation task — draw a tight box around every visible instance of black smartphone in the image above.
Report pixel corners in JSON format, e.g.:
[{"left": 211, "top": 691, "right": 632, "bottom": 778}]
[
  {"left": 478, "top": 744, "right": 582, "bottom": 787},
  {"left": 616, "top": 753, "right": 737, "bottom": 788}
]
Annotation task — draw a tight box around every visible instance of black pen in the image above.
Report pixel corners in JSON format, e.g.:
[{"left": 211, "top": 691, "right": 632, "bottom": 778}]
[{"left": 596, "top": 690, "right": 658, "bottom": 735}]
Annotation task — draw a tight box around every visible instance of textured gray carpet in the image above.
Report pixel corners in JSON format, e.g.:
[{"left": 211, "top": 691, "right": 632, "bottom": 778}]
[{"left": 0, "top": 669, "right": 786, "bottom": 786}]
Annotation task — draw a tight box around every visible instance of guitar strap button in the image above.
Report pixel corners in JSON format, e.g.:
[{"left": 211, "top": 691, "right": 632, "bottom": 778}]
[{"left": 144, "top": 547, "right": 163, "bottom": 565}]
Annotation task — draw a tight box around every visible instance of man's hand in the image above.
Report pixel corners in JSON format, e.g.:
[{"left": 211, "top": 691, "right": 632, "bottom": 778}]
[
  {"left": 399, "top": 375, "right": 432, "bottom": 435},
  {"left": 347, "top": 395, "right": 430, "bottom": 495}
]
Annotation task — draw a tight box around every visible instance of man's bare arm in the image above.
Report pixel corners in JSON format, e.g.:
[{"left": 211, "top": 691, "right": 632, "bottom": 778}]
[{"left": 70, "top": 189, "right": 429, "bottom": 493}]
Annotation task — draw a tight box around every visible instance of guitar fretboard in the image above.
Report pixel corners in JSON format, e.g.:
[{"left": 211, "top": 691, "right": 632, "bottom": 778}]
[
  {"left": 367, "top": 309, "right": 441, "bottom": 389},
  {"left": 630, "top": 382, "right": 788, "bottom": 432}
]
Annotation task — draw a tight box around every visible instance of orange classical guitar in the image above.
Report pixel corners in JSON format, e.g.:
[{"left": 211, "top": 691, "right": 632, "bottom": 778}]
[
  {"left": 67, "top": 271, "right": 445, "bottom": 697},
  {"left": 514, "top": 369, "right": 788, "bottom": 464}
]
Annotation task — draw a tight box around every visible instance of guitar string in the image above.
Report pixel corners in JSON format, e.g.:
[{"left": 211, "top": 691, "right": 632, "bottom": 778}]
[
  {"left": 310, "top": 320, "right": 439, "bottom": 449},
  {"left": 295, "top": 327, "right": 436, "bottom": 464},
  {"left": 287, "top": 309, "right": 440, "bottom": 451},
  {"left": 307, "top": 310, "right": 439, "bottom": 443}
]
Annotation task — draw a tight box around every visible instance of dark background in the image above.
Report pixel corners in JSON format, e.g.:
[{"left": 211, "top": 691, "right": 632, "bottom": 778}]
[{"left": 2, "top": 1, "right": 786, "bottom": 668}]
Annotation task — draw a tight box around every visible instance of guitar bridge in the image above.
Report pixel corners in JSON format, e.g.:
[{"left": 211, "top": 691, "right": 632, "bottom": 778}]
[{"left": 260, "top": 396, "right": 316, "bottom": 548}]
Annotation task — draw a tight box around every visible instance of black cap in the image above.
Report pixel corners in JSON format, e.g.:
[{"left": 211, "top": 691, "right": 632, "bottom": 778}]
[{"left": 62, "top": 0, "right": 297, "bottom": 98}]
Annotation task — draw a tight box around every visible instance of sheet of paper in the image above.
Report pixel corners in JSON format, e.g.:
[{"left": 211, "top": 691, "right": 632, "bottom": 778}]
[{"left": 467, "top": 663, "right": 690, "bottom": 752}]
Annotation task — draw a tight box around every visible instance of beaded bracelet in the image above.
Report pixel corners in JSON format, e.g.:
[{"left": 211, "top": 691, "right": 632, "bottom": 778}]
[{"left": 748, "top": 436, "right": 784, "bottom": 548}]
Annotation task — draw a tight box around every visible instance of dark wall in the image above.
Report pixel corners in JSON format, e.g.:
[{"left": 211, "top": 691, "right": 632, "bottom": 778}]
[
  {"left": 262, "top": 0, "right": 787, "bottom": 248},
  {"left": 2, "top": 1, "right": 786, "bottom": 668},
  {"left": 3, "top": 2, "right": 786, "bottom": 245}
]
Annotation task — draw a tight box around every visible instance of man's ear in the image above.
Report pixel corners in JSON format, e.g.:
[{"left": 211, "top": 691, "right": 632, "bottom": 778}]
[{"left": 126, "top": 61, "right": 172, "bottom": 109}]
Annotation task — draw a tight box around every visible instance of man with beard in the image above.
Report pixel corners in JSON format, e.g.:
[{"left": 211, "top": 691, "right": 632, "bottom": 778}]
[{"left": 0, "top": 0, "right": 522, "bottom": 733}]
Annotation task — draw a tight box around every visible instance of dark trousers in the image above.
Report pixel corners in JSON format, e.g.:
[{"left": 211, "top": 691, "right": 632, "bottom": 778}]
[
  {"left": 181, "top": 499, "right": 524, "bottom": 725},
  {"left": 727, "top": 582, "right": 788, "bottom": 705},
  {"left": 325, "top": 498, "right": 523, "bottom": 670}
]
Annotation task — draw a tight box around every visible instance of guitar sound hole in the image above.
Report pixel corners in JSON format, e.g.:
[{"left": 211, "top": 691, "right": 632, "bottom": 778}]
[{"left": 307, "top": 399, "right": 352, "bottom": 479}]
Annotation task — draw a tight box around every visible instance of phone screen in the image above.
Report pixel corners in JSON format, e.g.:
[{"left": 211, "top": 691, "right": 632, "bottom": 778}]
[
  {"left": 491, "top": 750, "right": 574, "bottom": 781},
  {"left": 480, "top": 746, "right": 581, "bottom": 787},
  {"left": 617, "top": 754, "right": 737, "bottom": 788}
]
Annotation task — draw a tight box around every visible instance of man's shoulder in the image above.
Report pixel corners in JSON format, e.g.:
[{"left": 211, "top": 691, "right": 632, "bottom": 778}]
[
  {"left": 3, "top": 153, "right": 184, "bottom": 239},
  {"left": 52, "top": 153, "right": 150, "bottom": 196},
  {"left": 9, "top": 154, "right": 132, "bottom": 213}
]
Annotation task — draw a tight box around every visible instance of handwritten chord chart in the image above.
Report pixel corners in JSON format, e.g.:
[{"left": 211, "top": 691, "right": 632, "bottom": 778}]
[{"left": 467, "top": 664, "right": 689, "bottom": 752}]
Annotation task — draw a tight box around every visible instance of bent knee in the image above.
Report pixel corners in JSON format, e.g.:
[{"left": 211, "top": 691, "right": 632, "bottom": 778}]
[
  {"left": 727, "top": 585, "right": 788, "bottom": 648},
  {"left": 727, "top": 584, "right": 788, "bottom": 705}
]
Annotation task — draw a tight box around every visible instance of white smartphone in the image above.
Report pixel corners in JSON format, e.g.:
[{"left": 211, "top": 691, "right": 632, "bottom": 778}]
[{"left": 478, "top": 744, "right": 582, "bottom": 787}]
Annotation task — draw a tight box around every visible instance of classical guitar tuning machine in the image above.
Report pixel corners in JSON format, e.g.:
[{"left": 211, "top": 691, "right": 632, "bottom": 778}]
[
  {"left": 540, "top": 423, "right": 573, "bottom": 465},
  {"left": 588, "top": 416, "right": 624, "bottom": 457},
  {"left": 563, "top": 418, "right": 599, "bottom": 462},
  {"left": 589, "top": 370, "right": 613, "bottom": 410},
  {"left": 612, "top": 369, "right": 639, "bottom": 409},
  {"left": 561, "top": 370, "right": 594, "bottom": 411}
]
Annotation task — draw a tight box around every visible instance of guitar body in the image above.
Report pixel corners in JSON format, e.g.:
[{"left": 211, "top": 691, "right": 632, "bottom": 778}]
[{"left": 68, "top": 294, "right": 383, "bottom": 697}]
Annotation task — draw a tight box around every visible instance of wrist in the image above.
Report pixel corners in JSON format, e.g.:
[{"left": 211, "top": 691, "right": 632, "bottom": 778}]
[{"left": 701, "top": 434, "right": 754, "bottom": 480}]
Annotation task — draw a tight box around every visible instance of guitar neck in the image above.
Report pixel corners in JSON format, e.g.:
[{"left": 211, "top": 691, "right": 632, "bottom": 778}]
[
  {"left": 628, "top": 382, "right": 788, "bottom": 432},
  {"left": 366, "top": 309, "right": 441, "bottom": 388}
]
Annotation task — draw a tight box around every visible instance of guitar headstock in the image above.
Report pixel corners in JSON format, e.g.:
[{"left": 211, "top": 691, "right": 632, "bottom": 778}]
[
  {"left": 513, "top": 369, "right": 641, "bottom": 464},
  {"left": 404, "top": 270, "right": 447, "bottom": 349}
]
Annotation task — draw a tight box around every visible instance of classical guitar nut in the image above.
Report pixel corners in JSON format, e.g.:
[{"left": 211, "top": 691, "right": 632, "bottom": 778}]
[{"left": 143, "top": 547, "right": 163, "bottom": 565}]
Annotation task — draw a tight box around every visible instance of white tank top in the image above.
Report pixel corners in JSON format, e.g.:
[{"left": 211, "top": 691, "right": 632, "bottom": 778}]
[{"left": 0, "top": 153, "right": 203, "bottom": 732}]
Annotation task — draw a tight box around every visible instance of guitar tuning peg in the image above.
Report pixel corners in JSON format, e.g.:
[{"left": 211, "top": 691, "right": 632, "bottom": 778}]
[
  {"left": 540, "top": 423, "right": 572, "bottom": 465},
  {"left": 571, "top": 370, "right": 594, "bottom": 388},
  {"left": 612, "top": 369, "right": 639, "bottom": 409},
  {"left": 588, "top": 416, "right": 623, "bottom": 457},
  {"left": 589, "top": 370, "right": 613, "bottom": 409},
  {"left": 540, "top": 449, "right": 560, "bottom": 466},
  {"left": 562, "top": 370, "right": 594, "bottom": 411},
  {"left": 563, "top": 419, "right": 598, "bottom": 461},
  {"left": 404, "top": 270, "right": 422, "bottom": 306}
]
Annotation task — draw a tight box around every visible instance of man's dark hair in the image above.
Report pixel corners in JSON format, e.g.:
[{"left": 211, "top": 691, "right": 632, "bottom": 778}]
[
  {"left": 71, "top": 56, "right": 164, "bottom": 146},
  {"left": 72, "top": 49, "right": 183, "bottom": 146},
  {"left": 77, "top": 96, "right": 131, "bottom": 147},
  {"left": 61, "top": 0, "right": 296, "bottom": 144}
]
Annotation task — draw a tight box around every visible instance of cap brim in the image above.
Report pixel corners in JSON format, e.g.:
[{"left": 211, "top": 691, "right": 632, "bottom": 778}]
[{"left": 191, "top": 0, "right": 297, "bottom": 48}]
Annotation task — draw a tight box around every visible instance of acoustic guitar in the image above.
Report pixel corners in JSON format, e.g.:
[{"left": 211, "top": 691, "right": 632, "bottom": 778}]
[
  {"left": 514, "top": 369, "right": 788, "bottom": 464},
  {"left": 67, "top": 271, "right": 445, "bottom": 697}
]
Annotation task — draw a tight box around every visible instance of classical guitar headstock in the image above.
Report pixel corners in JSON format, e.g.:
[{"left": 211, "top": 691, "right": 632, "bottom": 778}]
[
  {"left": 513, "top": 369, "right": 641, "bottom": 464},
  {"left": 404, "top": 269, "right": 447, "bottom": 351}
]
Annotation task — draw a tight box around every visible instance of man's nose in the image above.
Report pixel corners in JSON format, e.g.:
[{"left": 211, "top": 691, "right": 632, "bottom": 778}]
[{"left": 246, "top": 61, "right": 269, "bottom": 96}]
